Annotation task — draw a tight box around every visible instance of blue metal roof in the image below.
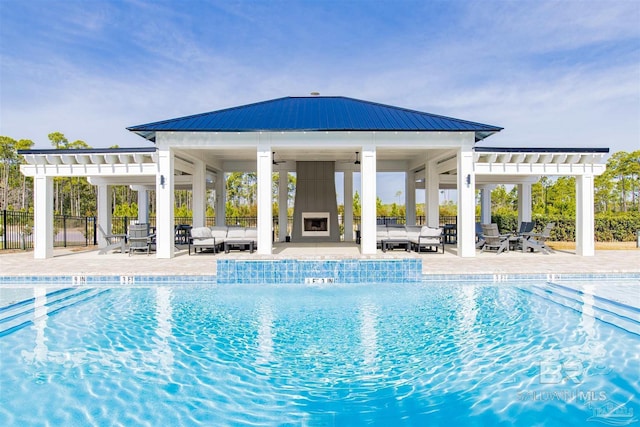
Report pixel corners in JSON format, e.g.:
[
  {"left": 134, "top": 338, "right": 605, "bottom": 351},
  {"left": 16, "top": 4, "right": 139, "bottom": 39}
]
[{"left": 127, "top": 96, "right": 502, "bottom": 142}]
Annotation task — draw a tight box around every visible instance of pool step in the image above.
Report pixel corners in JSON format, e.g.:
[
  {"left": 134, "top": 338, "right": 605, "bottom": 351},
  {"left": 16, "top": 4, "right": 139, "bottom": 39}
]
[
  {"left": 0, "top": 287, "right": 106, "bottom": 336},
  {"left": 526, "top": 282, "right": 640, "bottom": 336}
]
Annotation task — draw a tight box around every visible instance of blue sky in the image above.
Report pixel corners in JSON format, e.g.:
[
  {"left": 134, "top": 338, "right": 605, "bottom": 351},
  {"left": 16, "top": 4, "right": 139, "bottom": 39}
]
[{"left": 1, "top": 0, "right": 639, "bottom": 202}]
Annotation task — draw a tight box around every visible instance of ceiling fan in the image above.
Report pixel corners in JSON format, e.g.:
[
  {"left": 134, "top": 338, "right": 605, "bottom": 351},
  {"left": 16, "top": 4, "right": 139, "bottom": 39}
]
[{"left": 272, "top": 152, "right": 286, "bottom": 165}]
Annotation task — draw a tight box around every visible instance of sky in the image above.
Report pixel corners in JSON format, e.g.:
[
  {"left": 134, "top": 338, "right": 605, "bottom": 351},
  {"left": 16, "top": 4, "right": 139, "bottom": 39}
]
[{"left": 1, "top": 0, "right": 639, "bottom": 203}]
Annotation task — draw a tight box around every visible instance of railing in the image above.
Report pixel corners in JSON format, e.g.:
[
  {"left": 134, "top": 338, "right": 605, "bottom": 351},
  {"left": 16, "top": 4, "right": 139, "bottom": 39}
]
[
  {"left": 1, "top": 210, "right": 95, "bottom": 250},
  {"left": 1, "top": 211, "right": 457, "bottom": 250}
]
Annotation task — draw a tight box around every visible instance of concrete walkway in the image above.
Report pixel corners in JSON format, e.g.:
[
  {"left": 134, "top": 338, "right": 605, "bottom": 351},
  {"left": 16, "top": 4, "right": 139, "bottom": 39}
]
[{"left": 1, "top": 243, "right": 638, "bottom": 277}]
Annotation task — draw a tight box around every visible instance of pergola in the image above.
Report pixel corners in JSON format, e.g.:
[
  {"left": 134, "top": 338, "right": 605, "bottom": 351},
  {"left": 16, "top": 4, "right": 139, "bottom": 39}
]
[{"left": 20, "top": 96, "right": 607, "bottom": 259}]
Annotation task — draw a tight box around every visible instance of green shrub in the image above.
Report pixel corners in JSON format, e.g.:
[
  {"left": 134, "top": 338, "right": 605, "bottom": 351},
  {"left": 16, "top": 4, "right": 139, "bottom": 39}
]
[{"left": 490, "top": 211, "right": 640, "bottom": 242}]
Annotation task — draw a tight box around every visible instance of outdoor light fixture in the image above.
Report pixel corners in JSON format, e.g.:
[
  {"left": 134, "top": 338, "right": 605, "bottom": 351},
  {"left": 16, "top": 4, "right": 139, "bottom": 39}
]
[
  {"left": 466, "top": 174, "right": 471, "bottom": 187},
  {"left": 354, "top": 152, "right": 361, "bottom": 165},
  {"left": 160, "top": 175, "right": 165, "bottom": 188}
]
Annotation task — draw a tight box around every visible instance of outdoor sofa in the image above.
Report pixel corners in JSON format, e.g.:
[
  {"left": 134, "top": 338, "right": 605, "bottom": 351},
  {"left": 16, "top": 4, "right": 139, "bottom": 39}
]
[
  {"left": 376, "top": 224, "right": 444, "bottom": 253},
  {"left": 189, "top": 226, "right": 257, "bottom": 255}
]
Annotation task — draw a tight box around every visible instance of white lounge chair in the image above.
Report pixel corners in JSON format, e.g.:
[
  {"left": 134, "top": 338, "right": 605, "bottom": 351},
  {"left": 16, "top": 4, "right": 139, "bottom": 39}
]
[
  {"left": 97, "top": 224, "right": 126, "bottom": 255},
  {"left": 128, "top": 224, "right": 154, "bottom": 256},
  {"left": 410, "top": 226, "right": 444, "bottom": 253},
  {"left": 481, "top": 224, "right": 510, "bottom": 254},
  {"left": 521, "top": 223, "right": 555, "bottom": 254}
]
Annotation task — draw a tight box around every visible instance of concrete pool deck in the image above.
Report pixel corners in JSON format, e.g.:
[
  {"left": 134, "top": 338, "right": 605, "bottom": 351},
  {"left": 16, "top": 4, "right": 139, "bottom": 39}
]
[{"left": 1, "top": 243, "right": 638, "bottom": 277}]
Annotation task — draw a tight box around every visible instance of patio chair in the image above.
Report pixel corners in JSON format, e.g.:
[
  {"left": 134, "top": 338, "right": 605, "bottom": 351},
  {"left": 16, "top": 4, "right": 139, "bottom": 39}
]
[
  {"left": 521, "top": 222, "right": 555, "bottom": 254},
  {"left": 97, "top": 224, "right": 126, "bottom": 255},
  {"left": 481, "top": 224, "right": 510, "bottom": 254},
  {"left": 410, "top": 226, "right": 444, "bottom": 253},
  {"left": 128, "top": 224, "right": 154, "bottom": 256},
  {"left": 189, "top": 227, "right": 221, "bottom": 255},
  {"left": 475, "top": 222, "right": 485, "bottom": 249}
]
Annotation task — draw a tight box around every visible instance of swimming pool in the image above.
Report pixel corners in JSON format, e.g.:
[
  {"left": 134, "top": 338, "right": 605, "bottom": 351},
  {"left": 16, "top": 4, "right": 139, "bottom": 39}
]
[{"left": 1, "top": 280, "right": 638, "bottom": 426}]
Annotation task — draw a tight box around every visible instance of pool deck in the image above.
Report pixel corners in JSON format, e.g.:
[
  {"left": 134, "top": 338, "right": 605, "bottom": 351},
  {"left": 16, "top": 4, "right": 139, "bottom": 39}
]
[{"left": 1, "top": 243, "right": 638, "bottom": 277}]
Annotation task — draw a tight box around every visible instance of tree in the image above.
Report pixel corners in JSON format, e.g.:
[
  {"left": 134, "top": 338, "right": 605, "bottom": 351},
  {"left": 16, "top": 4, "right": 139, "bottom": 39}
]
[{"left": 0, "top": 136, "right": 34, "bottom": 210}]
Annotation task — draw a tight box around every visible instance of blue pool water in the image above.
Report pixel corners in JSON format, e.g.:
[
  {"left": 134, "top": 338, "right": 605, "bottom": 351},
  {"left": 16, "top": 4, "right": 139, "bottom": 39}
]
[{"left": 0, "top": 281, "right": 638, "bottom": 426}]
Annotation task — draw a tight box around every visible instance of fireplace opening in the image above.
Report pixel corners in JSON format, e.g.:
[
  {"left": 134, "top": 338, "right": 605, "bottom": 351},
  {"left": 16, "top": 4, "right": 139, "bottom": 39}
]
[
  {"left": 301, "top": 212, "right": 330, "bottom": 237},
  {"left": 304, "top": 217, "right": 328, "bottom": 232}
]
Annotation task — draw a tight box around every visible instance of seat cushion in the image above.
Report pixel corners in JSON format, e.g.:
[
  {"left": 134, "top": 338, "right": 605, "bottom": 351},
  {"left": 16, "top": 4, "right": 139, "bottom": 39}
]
[
  {"left": 190, "top": 227, "right": 212, "bottom": 239},
  {"left": 227, "top": 227, "right": 245, "bottom": 239},
  {"left": 210, "top": 226, "right": 228, "bottom": 239}
]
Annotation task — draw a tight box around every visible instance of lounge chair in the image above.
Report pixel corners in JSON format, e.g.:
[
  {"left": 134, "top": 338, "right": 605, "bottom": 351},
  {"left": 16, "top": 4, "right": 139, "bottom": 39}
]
[
  {"left": 410, "top": 226, "right": 444, "bottom": 253},
  {"left": 481, "top": 224, "right": 510, "bottom": 254},
  {"left": 189, "top": 227, "right": 221, "bottom": 255},
  {"left": 128, "top": 224, "right": 154, "bottom": 256},
  {"left": 475, "top": 222, "right": 485, "bottom": 249},
  {"left": 97, "top": 224, "right": 126, "bottom": 254},
  {"left": 521, "top": 222, "right": 555, "bottom": 254}
]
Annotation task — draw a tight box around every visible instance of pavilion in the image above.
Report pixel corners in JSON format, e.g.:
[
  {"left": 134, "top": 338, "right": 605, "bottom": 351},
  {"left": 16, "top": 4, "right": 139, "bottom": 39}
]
[{"left": 19, "top": 96, "right": 608, "bottom": 259}]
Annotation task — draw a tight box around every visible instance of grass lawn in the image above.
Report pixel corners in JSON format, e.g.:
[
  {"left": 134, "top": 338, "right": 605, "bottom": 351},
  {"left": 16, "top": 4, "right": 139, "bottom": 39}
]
[{"left": 548, "top": 241, "right": 639, "bottom": 250}]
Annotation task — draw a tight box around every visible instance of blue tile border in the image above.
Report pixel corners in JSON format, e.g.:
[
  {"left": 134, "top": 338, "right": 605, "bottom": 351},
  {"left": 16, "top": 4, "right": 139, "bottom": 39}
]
[
  {"left": 0, "top": 270, "right": 637, "bottom": 286},
  {"left": 216, "top": 259, "right": 423, "bottom": 284}
]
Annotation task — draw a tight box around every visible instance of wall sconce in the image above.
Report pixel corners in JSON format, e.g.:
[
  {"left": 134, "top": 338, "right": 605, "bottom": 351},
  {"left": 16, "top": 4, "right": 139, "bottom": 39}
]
[
  {"left": 465, "top": 174, "right": 471, "bottom": 187},
  {"left": 160, "top": 175, "right": 165, "bottom": 188}
]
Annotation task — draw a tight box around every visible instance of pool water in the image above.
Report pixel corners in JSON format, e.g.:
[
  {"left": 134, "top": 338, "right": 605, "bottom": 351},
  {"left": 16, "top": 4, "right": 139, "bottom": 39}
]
[{"left": 0, "top": 281, "right": 638, "bottom": 426}]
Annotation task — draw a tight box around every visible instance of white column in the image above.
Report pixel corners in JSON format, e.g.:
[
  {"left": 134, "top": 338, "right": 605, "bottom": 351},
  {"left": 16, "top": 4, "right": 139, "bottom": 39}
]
[
  {"left": 131, "top": 185, "right": 149, "bottom": 224},
  {"left": 360, "top": 145, "right": 377, "bottom": 254},
  {"left": 344, "top": 170, "right": 354, "bottom": 241},
  {"left": 156, "top": 145, "right": 175, "bottom": 259},
  {"left": 517, "top": 183, "right": 532, "bottom": 224},
  {"left": 33, "top": 175, "right": 53, "bottom": 259},
  {"left": 215, "top": 172, "right": 226, "bottom": 226},
  {"left": 406, "top": 170, "right": 416, "bottom": 225},
  {"left": 480, "top": 186, "right": 492, "bottom": 224},
  {"left": 256, "top": 145, "right": 272, "bottom": 254},
  {"left": 278, "top": 170, "right": 289, "bottom": 242},
  {"left": 457, "top": 142, "right": 476, "bottom": 257},
  {"left": 426, "top": 158, "right": 439, "bottom": 228},
  {"left": 576, "top": 174, "right": 595, "bottom": 256},
  {"left": 192, "top": 159, "right": 206, "bottom": 227},
  {"left": 96, "top": 184, "right": 112, "bottom": 248}
]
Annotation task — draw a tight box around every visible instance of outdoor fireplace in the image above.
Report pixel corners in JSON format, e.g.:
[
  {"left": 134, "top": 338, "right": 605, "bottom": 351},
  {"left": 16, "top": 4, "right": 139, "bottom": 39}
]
[{"left": 301, "top": 212, "right": 330, "bottom": 237}]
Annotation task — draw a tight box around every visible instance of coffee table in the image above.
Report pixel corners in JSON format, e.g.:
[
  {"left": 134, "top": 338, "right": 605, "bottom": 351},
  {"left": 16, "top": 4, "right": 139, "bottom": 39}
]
[
  {"left": 381, "top": 239, "right": 410, "bottom": 252},
  {"left": 224, "top": 240, "right": 255, "bottom": 254}
]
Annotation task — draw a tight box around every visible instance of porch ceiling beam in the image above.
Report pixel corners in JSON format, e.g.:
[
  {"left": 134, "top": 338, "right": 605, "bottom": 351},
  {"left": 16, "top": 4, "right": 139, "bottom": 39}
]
[
  {"left": 89, "top": 175, "right": 193, "bottom": 186},
  {"left": 474, "top": 162, "right": 606, "bottom": 175},
  {"left": 20, "top": 162, "right": 158, "bottom": 177}
]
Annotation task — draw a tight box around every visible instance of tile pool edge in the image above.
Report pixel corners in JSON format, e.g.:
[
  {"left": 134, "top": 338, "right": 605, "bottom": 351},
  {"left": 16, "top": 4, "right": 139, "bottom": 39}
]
[{"left": 0, "top": 271, "right": 638, "bottom": 285}]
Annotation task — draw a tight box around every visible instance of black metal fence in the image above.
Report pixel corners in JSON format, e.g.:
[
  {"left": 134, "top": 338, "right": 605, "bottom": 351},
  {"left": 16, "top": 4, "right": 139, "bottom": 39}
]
[{"left": 1, "top": 210, "right": 457, "bottom": 250}]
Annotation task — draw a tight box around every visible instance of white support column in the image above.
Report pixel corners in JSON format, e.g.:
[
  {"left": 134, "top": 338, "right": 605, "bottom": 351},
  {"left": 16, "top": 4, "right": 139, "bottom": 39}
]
[
  {"left": 480, "top": 186, "right": 492, "bottom": 225},
  {"left": 256, "top": 145, "right": 272, "bottom": 255},
  {"left": 131, "top": 185, "right": 149, "bottom": 224},
  {"left": 278, "top": 171, "right": 289, "bottom": 242},
  {"left": 344, "top": 170, "right": 354, "bottom": 241},
  {"left": 517, "top": 183, "right": 532, "bottom": 225},
  {"left": 156, "top": 145, "right": 175, "bottom": 259},
  {"left": 192, "top": 159, "right": 206, "bottom": 227},
  {"left": 360, "top": 145, "right": 377, "bottom": 254},
  {"left": 426, "top": 158, "right": 439, "bottom": 228},
  {"left": 96, "top": 184, "right": 112, "bottom": 248},
  {"left": 576, "top": 174, "right": 595, "bottom": 256},
  {"left": 406, "top": 170, "right": 416, "bottom": 225},
  {"left": 215, "top": 172, "right": 226, "bottom": 226},
  {"left": 457, "top": 141, "right": 476, "bottom": 258},
  {"left": 33, "top": 175, "right": 53, "bottom": 259}
]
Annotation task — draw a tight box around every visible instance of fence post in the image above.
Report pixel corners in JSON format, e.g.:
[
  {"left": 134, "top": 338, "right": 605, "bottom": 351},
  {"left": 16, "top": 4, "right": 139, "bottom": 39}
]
[
  {"left": 2, "top": 210, "right": 6, "bottom": 250},
  {"left": 63, "top": 215, "right": 67, "bottom": 247}
]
